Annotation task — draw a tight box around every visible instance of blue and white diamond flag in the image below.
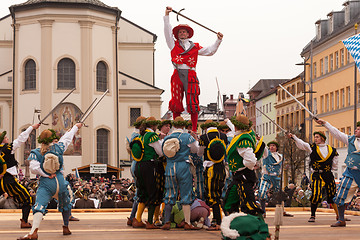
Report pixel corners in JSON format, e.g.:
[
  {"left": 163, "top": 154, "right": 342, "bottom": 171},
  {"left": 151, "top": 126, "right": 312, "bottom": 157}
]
[{"left": 343, "top": 33, "right": 360, "bottom": 70}]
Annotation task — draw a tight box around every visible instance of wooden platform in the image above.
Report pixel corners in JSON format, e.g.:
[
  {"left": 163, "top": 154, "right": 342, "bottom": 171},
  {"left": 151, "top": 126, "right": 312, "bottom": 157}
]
[{"left": 1, "top": 209, "right": 360, "bottom": 239}]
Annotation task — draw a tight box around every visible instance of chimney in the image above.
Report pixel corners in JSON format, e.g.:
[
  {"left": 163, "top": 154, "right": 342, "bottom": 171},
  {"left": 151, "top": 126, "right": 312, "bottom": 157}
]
[{"left": 230, "top": 94, "right": 233, "bottom": 100}]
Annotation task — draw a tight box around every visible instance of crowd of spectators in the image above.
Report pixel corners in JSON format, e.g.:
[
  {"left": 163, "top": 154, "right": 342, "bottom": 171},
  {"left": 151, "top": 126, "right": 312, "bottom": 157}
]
[
  {"left": 2, "top": 172, "right": 360, "bottom": 212},
  {"left": 0, "top": 174, "right": 135, "bottom": 209}
]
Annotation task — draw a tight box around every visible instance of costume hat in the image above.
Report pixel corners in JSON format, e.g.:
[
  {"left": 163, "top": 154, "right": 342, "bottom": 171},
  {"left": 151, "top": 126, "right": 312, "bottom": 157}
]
[
  {"left": 133, "top": 116, "right": 146, "bottom": 128},
  {"left": 145, "top": 116, "right": 161, "bottom": 127},
  {"left": 218, "top": 121, "right": 230, "bottom": 130},
  {"left": 158, "top": 119, "right": 173, "bottom": 130},
  {"left": 172, "top": 116, "right": 187, "bottom": 127},
  {"left": 267, "top": 141, "right": 279, "bottom": 150},
  {"left": 173, "top": 24, "right": 194, "bottom": 40},
  {"left": 313, "top": 131, "right": 326, "bottom": 141},
  {"left": 221, "top": 212, "right": 270, "bottom": 240},
  {"left": 200, "top": 120, "right": 219, "bottom": 130},
  {"left": 231, "top": 115, "right": 252, "bottom": 130},
  {"left": 0, "top": 131, "right": 6, "bottom": 143},
  {"left": 38, "top": 129, "right": 60, "bottom": 144}
]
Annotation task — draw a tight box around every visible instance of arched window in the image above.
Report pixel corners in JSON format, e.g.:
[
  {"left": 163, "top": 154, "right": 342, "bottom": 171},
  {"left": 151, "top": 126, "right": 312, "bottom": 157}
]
[
  {"left": 96, "top": 61, "right": 107, "bottom": 92},
  {"left": 24, "top": 59, "right": 36, "bottom": 90},
  {"left": 97, "top": 128, "right": 109, "bottom": 164},
  {"left": 57, "top": 58, "right": 75, "bottom": 89}
]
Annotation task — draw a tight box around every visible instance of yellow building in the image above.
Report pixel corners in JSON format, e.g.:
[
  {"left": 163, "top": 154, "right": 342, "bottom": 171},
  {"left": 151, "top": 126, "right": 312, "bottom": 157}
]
[
  {"left": 275, "top": 74, "right": 305, "bottom": 135},
  {"left": 301, "top": 0, "right": 360, "bottom": 179}
]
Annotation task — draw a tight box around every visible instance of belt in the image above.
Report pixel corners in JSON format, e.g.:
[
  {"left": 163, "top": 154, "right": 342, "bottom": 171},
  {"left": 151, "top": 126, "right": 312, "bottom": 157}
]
[{"left": 313, "top": 170, "right": 330, "bottom": 173}]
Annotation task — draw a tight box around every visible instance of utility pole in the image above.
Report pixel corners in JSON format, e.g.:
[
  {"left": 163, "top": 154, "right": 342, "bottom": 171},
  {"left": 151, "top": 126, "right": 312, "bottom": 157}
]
[
  {"left": 295, "top": 60, "right": 310, "bottom": 174},
  {"left": 354, "top": 23, "right": 358, "bottom": 130}
]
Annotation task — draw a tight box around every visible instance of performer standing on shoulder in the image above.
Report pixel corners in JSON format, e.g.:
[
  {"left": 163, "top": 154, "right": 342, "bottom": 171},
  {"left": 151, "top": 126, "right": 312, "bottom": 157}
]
[
  {"left": 164, "top": 6, "right": 223, "bottom": 132},
  {"left": 288, "top": 131, "right": 338, "bottom": 223},
  {"left": 0, "top": 123, "right": 40, "bottom": 229},
  {"left": 314, "top": 118, "right": 360, "bottom": 227}
]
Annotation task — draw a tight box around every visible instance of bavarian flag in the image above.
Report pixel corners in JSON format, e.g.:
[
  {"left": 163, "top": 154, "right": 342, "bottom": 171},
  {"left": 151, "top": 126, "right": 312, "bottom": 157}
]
[{"left": 343, "top": 32, "right": 360, "bottom": 71}]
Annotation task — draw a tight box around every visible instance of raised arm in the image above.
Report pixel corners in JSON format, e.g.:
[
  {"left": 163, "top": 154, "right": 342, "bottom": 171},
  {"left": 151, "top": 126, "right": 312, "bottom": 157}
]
[
  {"left": 288, "top": 133, "right": 312, "bottom": 153},
  {"left": 12, "top": 124, "right": 40, "bottom": 152},
  {"left": 198, "top": 36, "right": 222, "bottom": 56},
  {"left": 225, "top": 118, "right": 235, "bottom": 132},
  {"left": 59, "top": 123, "right": 83, "bottom": 151},
  {"left": 164, "top": 7, "right": 175, "bottom": 50},
  {"left": 315, "top": 119, "right": 348, "bottom": 145}
]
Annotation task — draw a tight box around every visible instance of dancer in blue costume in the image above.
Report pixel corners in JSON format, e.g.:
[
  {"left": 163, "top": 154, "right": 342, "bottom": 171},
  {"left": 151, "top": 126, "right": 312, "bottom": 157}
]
[
  {"left": 186, "top": 120, "right": 205, "bottom": 200},
  {"left": 18, "top": 123, "right": 83, "bottom": 240},
  {"left": 315, "top": 118, "right": 359, "bottom": 227},
  {"left": 258, "top": 141, "right": 283, "bottom": 217},
  {"left": 161, "top": 116, "right": 200, "bottom": 230},
  {"left": 126, "top": 116, "right": 146, "bottom": 226}
]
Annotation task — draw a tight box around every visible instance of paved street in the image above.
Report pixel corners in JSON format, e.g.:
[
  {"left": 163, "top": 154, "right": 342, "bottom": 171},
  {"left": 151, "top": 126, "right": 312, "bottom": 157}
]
[{"left": 1, "top": 209, "right": 360, "bottom": 240}]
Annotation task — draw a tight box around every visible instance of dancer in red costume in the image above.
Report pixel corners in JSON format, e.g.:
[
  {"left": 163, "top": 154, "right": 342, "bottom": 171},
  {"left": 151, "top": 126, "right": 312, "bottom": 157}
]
[{"left": 164, "top": 6, "right": 223, "bottom": 132}]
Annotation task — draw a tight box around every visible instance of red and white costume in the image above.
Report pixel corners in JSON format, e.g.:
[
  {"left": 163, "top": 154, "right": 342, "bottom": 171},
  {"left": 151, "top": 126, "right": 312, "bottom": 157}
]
[{"left": 164, "top": 15, "right": 222, "bottom": 131}]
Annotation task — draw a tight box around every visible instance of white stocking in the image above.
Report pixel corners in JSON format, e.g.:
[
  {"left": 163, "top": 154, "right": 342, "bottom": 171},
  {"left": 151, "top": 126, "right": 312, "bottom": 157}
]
[
  {"left": 29, "top": 212, "right": 43, "bottom": 234},
  {"left": 183, "top": 205, "right": 191, "bottom": 224}
]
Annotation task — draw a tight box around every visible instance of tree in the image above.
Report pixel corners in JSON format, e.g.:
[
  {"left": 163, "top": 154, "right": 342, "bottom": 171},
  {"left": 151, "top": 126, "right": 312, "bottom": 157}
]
[{"left": 276, "top": 130, "right": 306, "bottom": 185}]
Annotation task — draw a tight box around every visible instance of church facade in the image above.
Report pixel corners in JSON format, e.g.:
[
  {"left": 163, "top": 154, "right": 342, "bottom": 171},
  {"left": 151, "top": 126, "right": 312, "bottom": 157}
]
[{"left": 0, "top": 0, "right": 163, "bottom": 177}]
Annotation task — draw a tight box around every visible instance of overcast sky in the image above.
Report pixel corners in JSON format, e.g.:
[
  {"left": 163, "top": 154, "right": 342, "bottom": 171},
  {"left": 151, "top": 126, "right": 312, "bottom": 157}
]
[{"left": 0, "top": 0, "right": 348, "bottom": 115}]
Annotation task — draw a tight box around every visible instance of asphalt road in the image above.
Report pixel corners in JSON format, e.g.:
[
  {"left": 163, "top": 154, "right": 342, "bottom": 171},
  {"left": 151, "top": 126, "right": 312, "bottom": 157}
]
[{"left": 1, "top": 210, "right": 359, "bottom": 240}]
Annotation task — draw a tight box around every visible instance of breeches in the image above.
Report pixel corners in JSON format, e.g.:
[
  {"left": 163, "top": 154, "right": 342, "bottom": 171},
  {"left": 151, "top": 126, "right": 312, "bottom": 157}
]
[
  {"left": 204, "top": 163, "right": 225, "bottom": 207},
  {"left": 258, "top": 174, "right": 280, "bottom": 200},
  {"left": 33, "top": 174, "right": 71, "bottom": 214},
  {"left": 223, "top": 168, "right": 262, "bottom": 215},
  {"left": 164, "top": 161, "right": 194, "bottom": 205},
  {"left": 135, "top": 161, "right": 161, "bottom": 206},
  {"left": 0, "top": 174, "right": 31, "bottom": 206},
  {"left": 334, "top": 168, "right": 360, "bottom": 206},
  {"left": 310, "top": 172, "right": 336, "bottom": 204},
  {"left": 169, "top": 69, "right": 200, "bottom": 114}
]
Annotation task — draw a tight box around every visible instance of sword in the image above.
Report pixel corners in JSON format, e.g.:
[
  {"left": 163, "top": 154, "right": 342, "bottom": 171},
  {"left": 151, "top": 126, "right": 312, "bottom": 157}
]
[
  {"left": 278, "top": 84, "right": 318, "bottom": 120},
  {"left": 256, "top": 107, "right": 287, "bottom": 133},
  {"left": 77, "top": 98, "right": 97, "bottom": 127},
  {"left": 171, "top": 8, "right": 217, "bottom": 34},
  {"left": 78, "top": 89, "right": 109, "bottom": 124},
  {"left": 38, "top": 88, "right": 75, "bottom": 125}
]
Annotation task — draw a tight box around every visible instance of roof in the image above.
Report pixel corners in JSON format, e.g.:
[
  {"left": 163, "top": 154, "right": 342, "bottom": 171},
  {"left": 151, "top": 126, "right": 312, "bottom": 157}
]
[
  {"left": 255, "top": 87, "right": 278, "bottom": 100},
  {"left": 11, "top": 0, "right": 114, "bottom": 9},
  {"left": 301, "top": 7, "right": 360, "bottom": 55},
  {"left": 248, "top": 79, "right": 289, "bottom": 101},
  {"left": 248, "top": 79, "right": 288, "bottom": 94},
  {"left": 9, "top": 0, "right": 121, "bottom": 17}
]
